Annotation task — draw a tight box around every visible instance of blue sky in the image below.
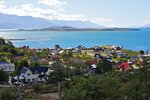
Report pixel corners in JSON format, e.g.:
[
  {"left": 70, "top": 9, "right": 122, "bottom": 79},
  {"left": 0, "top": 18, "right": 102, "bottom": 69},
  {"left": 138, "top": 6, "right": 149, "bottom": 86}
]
[{"left": 0, "top": 0, "right": 150, "bottom": 27}]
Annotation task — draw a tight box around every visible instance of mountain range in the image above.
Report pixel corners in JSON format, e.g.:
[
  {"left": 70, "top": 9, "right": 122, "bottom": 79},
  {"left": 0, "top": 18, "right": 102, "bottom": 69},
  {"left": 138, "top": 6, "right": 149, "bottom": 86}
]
[{"left": 0, "top": 13, "right": 103, "bottom": 29}]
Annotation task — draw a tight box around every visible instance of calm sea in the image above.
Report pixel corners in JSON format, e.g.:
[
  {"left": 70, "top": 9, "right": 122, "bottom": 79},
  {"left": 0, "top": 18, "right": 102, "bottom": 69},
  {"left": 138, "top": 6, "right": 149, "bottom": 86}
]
[{"left": 0, "top": 29, "right": 150, "bottom": 50}]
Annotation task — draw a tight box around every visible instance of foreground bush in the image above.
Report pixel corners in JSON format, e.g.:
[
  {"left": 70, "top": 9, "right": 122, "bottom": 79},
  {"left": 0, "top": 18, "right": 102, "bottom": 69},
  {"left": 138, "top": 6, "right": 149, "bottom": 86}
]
[
  {"left": 33, "top": 83, "right": 57, "bottom": 93},
  {"left": 62, "top": 66, "right": 150, "bottom": 100},
  {"left": 0, "top": 88, "right": 17, "bottom": 100}
]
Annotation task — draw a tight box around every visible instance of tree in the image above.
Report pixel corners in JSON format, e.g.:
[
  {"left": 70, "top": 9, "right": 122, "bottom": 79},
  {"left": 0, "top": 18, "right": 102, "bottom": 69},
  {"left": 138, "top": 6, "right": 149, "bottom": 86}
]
[
  {"left": 140, "top": 50, "right": 145, "bottom": 55},
  {"left": 62, "top": 66, "right": 150, "bottom": 100},
  {"left": 48, "top": 63, "right": 67, "bottom": 84},
  {"left": 0, "top": 70, "right": 9, "bottom": 83},
  {"left": 30, "top": 61, "right": 40, "bottom": 67},
  {"left": 95, "top": 58, "right": 112, "bottom": 74},
  {"left": 0, "top": 38, "right": 6, "bottom": 45},
  {"left": 16, "top": 60, "right": 29, "bottom": 74},
  {"left": 61, "top": 50, "right": 72, "bottom": 62}
]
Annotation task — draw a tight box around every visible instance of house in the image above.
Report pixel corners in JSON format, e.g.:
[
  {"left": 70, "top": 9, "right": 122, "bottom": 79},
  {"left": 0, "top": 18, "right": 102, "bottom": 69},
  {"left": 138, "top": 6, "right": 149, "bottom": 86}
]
[
  {"left": 51, "top": 54, "right": 60, "bottom": 62},
  {"left": 72, "top": 48, "right": 81, "bottom": 53},
  {"left": 130, "top": 56, "right": 139, "bottom": 62},
  {"left": 19, "top": 45, "right": 29, "bottom": 51},
  {"left": 77, "top": 45, "right": 86, "bottom": 50},
  {"left": 72, "top": 45, "right": 86, "bottom": 53},
  {"left": 30, "top": 66, "right": 52, "bottom": 75},
  {"left": 116, "top": 52, "right": 128, "bottom": 58},
  {"left": 54, "top": 45, "right": 62, "bottom": 51},
  {"left": 12, "top": 66, "right": 52, "bottom": 84},
  {"left": 88, "top": 64, "right": 97, "bottom": 74},
  {"left": 94, "top": 54, "right": 103, "bottom": 60},
  {"left": 20, "top": 67, "right": 38, "bottom": 83},
  {"left": 30, "top": 66, "right": 52, "bottom": 82},
  {"left": 0, "top": 62, "right": 15, "bottom": 73},
  {"left": 93, "top": 46, "right": 105, "bottom": 52},
  {"left": 111, "top": 46, "right": 123, "bottom": 52},
  {"left": 119, "top": 62, "right": 133, "bottom": 72}
]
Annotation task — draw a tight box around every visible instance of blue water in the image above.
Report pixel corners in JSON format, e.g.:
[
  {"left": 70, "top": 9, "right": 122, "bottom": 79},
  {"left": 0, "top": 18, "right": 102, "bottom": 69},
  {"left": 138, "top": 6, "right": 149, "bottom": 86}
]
[{"left": 0, "top": 29, "right": 150, "bottom": 50}]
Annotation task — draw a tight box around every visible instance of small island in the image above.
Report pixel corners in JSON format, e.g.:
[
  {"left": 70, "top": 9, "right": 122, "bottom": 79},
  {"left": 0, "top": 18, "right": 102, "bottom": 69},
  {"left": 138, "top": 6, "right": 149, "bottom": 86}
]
[{"left": 18, "top": 26, "right": 140, "bottom": 31}]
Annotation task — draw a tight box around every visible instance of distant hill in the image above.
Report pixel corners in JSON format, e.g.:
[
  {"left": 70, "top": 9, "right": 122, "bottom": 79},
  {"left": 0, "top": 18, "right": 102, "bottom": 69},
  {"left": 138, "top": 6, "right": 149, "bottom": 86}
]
[
  {"left": 49, "top": 20, "right": 103, "bottom": 28},
  {"left": 18, "top": 26, "right": 140, "bottom": 31},
  {"left": 0, "top": 13, "right": 55, "bottom": 29},
  {"left": 0, "top": 13, "right": 103, "bottom": 29}
]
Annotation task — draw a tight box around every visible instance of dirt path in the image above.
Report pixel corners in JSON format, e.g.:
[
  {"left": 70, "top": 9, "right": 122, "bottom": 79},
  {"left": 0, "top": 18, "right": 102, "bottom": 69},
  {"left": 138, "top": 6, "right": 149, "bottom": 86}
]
[{"left": 42, "top": 93, "right": 59, "bottom": 100}]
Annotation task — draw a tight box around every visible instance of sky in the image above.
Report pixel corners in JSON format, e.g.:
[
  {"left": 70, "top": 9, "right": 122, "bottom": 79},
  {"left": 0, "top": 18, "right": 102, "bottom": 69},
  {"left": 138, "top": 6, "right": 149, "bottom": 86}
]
[{"left": 0, "top": 0, "right": 150, "bottom": 27}]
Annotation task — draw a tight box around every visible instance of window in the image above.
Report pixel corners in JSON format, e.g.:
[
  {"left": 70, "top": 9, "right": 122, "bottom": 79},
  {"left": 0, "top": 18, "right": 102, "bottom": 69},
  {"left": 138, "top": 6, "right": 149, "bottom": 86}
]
[
  {"left": 27, "top": 73, "right": 30, "bottom": 76},
  {"left": 27, "top": 79, "right": 31, "bottom": 82}
]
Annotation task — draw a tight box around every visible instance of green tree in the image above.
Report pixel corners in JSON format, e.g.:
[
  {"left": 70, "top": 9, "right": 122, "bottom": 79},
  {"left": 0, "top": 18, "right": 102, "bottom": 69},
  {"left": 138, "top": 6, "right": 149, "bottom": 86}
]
[
  {"left": 0, "top": 38, "right": 6, "bottom": 45},
  {"left": 30, "top": 61, "right": 40, "bottom": 67},
  {"left": 16, "top": 60, "right": 29, "bottom": 74},
  {"left": 95, "top": 58, "right": 112, "bottom": 74},
  {"left": 62, "top": 66, "right": 150, "bottom": 100},
  {"left": 0, "top": 70, "right": 9, "bottom": 83},
  {"left": 48, "top": 63, "right": 66, "bottom": 84}
]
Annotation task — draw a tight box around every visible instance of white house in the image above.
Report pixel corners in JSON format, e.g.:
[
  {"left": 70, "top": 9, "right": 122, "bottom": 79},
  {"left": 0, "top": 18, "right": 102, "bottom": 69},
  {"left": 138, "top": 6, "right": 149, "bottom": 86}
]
[
  {"left": 14, "top": 66, "right": 53, "bottom": 83},
  {"left": 0, "top": 62, "right": 15, "bottom": 73},
  {"left": 20, "top": 67, "right": 38, "bottom": 83}
]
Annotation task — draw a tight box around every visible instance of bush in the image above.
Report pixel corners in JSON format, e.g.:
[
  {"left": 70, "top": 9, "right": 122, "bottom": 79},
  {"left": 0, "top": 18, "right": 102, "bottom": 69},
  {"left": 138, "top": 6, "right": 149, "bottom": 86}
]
[
  {"left": 33, "top": 83, "right": 57, "bottom": 93},
  {"left": 0, "top": 88, "right": 17, "bottom": 100},
  {"left": 0, "top": 70, "right": 9, "bottom": 83},
  {"left": 62, "top": 66, "right": 150, "bottom": 100}
]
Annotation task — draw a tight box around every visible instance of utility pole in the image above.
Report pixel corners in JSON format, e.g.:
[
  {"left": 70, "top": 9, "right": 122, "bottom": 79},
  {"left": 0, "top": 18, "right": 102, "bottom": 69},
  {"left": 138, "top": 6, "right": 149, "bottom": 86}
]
[
  {"left": 58, "top": 81, "right": 61, "bottom": 100},
  {"left": 17, "top": 75, "right": 21, "bottom": 100}
]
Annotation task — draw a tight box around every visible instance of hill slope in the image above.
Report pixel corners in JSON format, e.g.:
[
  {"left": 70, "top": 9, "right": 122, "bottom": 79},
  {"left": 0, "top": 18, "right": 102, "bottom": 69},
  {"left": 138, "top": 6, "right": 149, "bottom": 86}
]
[{"left": 0, "top": 13, "right": 103, "bottom": 29}]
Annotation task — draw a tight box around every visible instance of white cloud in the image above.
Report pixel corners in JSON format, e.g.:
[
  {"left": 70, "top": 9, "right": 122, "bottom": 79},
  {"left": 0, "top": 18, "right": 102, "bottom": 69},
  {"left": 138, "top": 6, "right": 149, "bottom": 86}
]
[
  {"left": 0, "top": 1, "right": 86, "bottom": 21},
  {"left": 91, "top": 18, "right": 113, "bottom": 22},
  {"left": 0, "top": 0, "right": 111, "bottom": 26},
  {"left": 47, "top": 13, "right": 87, "bottom": 21},
  {"left": 37, "top": 0, "right": 66, "bottom": 8},
  {"left": 90, "top": 18, "right": 113, "bottom": 26},
  {"left": 2, "top": 4, "right": 53, "bottom": 17},
  {"left": 0, "top": 1, "right": 6, "bottom": 10}
]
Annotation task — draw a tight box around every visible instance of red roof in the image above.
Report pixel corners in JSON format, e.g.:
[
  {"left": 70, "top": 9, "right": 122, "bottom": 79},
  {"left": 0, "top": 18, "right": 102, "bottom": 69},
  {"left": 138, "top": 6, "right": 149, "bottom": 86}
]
[
  {"left": 87, "top": 60, "right": 98, "bottom": 64},
  {"left": 119, "top": 62, "right": 129, "bottom": 71}
]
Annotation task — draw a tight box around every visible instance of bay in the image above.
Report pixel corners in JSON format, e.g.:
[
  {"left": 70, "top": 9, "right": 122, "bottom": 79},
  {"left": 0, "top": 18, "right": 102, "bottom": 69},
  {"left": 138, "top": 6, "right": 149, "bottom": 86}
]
[{"left": 0, "top": 29, "right": 150, "bottom": 50}]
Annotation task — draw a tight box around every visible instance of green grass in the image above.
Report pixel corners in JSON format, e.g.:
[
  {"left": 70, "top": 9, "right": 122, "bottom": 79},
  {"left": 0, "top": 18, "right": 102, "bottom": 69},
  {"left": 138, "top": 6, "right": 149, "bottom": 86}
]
[{"left": 123, "top": 49, "right": 140, "bottom": 56}]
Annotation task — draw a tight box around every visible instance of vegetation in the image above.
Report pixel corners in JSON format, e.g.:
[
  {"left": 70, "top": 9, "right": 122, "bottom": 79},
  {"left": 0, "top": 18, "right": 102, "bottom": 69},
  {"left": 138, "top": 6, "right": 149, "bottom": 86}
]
[
  {"left": 0, "top": 88, "right": 17, "bottom": 100},
  {"left": 0, "top": 37, "right": 150, "bottom": 100},
  {"left": 123, "top": 49, "right": 140, "bottom": 56},
  {"left": 15, "top": 60, "right": 29, "bottom": 74},
  {"left": 95, "top": 58, "right": 113, "bottom": 74},
  {"left": 62, "top": 66, "right": 150, "bottom": 100},
  {"left": 0, "top": 70, "right": 9, "bottom": 83},
  {"left": 33, "top": 83, "right": 57, "bottom": 93},
  {"left": 73, "top": 52, "right": 93, "bottom": 60}
]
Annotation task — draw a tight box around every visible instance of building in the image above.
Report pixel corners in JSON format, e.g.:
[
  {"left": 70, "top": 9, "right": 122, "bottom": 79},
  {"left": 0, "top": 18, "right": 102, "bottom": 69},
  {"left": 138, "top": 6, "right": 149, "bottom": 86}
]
[
  {"left": 20, "top": 67, "right": 38, "bottom": 83},
  {"left": 0, "top": 62, "right": 15, "bottom": 73},
  {"left": 119, "top": 62, "right": 133, "bottom": 72},
  {"left": 13, "top": 66, "right": 53, "bottom": 83},
  {"left": 88, "top": 64, "right": 97, "bottom": 74}
]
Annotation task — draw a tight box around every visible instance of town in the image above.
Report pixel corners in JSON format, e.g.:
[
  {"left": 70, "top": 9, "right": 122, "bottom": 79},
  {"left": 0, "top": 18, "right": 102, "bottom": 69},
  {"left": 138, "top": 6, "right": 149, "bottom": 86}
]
[{"left": 0, "top": 38, "right": 150, "bottom": 100}]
